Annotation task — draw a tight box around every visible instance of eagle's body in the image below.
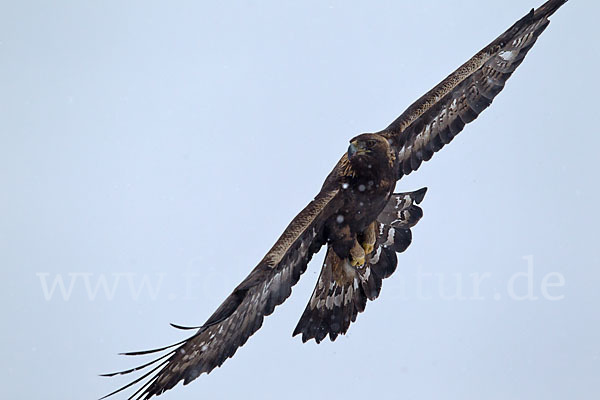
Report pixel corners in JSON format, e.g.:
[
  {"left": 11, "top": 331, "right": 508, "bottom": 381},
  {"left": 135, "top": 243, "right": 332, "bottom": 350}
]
[
  {"left": 102, "top": 1, "right": 569, "bottom": 399},
  {"left": 322, "top": 134, "right": 397, "bottom": 261}
]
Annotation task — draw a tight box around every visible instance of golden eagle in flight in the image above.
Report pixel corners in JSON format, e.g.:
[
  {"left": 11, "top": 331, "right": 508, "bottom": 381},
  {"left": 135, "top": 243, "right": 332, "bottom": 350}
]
[{"left": 102, "top": 1, "right": 567, "bottom": 398}]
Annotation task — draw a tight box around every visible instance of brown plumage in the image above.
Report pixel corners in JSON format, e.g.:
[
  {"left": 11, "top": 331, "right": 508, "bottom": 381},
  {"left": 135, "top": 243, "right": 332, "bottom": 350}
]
[{"left": 101, "top": 1, "right": 568, "bottom": 399}]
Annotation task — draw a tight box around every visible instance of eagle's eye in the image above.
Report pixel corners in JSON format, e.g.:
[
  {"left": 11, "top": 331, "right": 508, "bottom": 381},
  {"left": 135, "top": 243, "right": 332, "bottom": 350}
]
[{"left": 365, "top": 139, "right": 377, "bottom": 148}]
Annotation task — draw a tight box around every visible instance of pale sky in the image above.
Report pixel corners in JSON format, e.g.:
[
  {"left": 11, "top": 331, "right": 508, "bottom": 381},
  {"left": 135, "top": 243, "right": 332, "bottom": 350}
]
[{"left": 2, "top": 1, "right": 598, "bottom": 399}]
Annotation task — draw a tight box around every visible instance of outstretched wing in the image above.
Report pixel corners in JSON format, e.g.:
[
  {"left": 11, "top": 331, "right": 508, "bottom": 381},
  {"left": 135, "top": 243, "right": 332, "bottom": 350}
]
[
  {"left": 381, "top": 0, "right": 567, "bottom": 179},
  {"left": 293, "top": 188, "right": 426, "bottom": 343},
  {"left": 101, "top": 189, "right": 340, "bottom": 400}
]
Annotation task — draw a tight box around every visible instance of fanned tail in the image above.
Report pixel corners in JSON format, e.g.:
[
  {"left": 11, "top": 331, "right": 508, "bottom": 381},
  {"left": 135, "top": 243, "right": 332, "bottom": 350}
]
[{"left": 293, "top": 188, "right": 426, "bottom": 343}]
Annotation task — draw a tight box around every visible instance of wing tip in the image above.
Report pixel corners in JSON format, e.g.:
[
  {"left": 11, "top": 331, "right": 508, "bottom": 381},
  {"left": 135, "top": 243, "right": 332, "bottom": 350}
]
[
  {"left": 169, "top": 322, "right": 202, "bottom": 330},
  {"left": 536, "top": 0, "right": 568, "bottom": 19}
]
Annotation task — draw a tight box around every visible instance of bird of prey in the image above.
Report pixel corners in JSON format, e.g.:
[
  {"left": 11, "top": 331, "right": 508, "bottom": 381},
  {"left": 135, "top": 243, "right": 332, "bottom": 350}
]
[{"left": 102, "top": 1, "right": 568, "bottom": 399}]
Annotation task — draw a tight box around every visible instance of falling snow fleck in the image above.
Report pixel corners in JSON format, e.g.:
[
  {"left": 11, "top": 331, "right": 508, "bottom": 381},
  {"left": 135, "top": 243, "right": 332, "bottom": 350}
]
[
  {"left": 358, "top": 184, "right": 366, "bottom": 192},
  {"left": 342, "top": 183, "right": 349, "bottom": 189},
  {"left": 336, "top": 215, "right": 344, "bottom": 223}
]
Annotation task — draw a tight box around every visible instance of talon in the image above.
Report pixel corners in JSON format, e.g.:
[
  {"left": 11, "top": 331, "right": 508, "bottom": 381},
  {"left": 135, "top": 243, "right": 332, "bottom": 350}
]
[{"left": 350, "top": 254, "right": 365, "bottom": 267}]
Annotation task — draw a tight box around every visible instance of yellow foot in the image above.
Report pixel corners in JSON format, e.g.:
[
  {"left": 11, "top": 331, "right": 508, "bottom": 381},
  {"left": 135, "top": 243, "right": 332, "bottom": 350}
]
[
  {"left": 349, "top": 239, "right": 366, "bottom": 267},
  {"left": 360, "top": 221, "right": 377, "bottom": 256},
  {"left": 350, "top": 254, "right": 365, "bottom": 267}
]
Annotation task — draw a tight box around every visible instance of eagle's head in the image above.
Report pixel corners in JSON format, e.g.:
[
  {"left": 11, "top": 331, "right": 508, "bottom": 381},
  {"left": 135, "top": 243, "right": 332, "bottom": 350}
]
[{"left": 347, "top": 133, "right": 394, "bottom": 169}]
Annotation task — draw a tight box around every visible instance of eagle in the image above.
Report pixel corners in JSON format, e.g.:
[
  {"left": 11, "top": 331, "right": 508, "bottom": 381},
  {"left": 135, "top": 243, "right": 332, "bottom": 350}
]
[{"left": 102, "top": 1, "right": 568, "bottom": 399}]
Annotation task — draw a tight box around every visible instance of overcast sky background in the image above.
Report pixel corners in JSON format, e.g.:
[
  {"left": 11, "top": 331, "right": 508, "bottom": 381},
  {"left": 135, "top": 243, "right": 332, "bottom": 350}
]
[{"left": 2, "top": 1, "right": 598, "bottom": 399}]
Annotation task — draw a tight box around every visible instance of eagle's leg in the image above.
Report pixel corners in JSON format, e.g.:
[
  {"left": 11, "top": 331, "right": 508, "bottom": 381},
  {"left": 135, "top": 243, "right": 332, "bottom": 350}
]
[
  {"left": 330, "top": 223, "right": 365, "bottom": 267},
  {"left": 361, "top": 221, "right": 377, "bottom": 255},
  {"left": 349, "top": 239, "right": 366, "bottom": 267}
]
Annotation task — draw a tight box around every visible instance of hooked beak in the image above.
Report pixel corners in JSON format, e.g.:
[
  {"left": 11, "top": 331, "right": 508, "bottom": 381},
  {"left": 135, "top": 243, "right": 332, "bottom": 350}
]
[{"left": 348, "top": 140, "right": 360, "bottom": 158}]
